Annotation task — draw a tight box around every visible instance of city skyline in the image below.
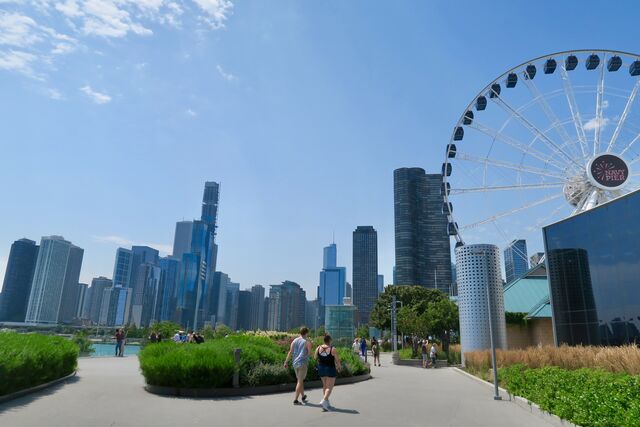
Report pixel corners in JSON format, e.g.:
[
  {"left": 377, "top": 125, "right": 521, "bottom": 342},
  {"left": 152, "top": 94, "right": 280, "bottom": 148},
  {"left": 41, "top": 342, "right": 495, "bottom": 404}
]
[{"left": 2, "top": 2, "right": 638, "bottom": 296}]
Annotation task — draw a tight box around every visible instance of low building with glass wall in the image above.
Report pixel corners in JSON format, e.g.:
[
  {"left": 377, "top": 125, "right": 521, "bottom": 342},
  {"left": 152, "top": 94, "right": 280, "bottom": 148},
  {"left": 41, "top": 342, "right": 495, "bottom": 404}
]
[
  {"left": 543, "top": 189, "right": 640, "bottom": 346},
  {"left": 325, "top": 298, "right": 356, "bottom": 345}
]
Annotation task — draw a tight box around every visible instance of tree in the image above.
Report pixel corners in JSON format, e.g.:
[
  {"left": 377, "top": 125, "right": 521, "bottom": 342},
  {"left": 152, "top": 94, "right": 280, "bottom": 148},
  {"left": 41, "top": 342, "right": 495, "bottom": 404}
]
[
  {"left": 422, "top": 298, "right": 459, "bottom": 355},
  {"left": 355, "top": 325, "right": 369, "bottom": 339},
  {"left": 370, "top": 285, "right": 447, "bottom": 330},
  {"left": 151, "top": 321, "right": 182, "bottom": 340}
]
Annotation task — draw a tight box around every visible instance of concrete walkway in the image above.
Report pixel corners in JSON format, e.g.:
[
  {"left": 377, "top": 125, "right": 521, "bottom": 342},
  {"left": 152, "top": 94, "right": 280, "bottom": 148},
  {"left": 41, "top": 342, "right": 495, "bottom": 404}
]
[{"left": 0, "top": 354, "right": 551, "bottom": 427}]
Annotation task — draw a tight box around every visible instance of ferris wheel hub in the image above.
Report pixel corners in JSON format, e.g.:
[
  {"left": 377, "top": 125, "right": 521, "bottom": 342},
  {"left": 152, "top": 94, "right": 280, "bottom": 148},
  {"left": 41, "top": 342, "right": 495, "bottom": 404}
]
[{"left": 586, "top": 153, "right": 630, "bottom": 191}]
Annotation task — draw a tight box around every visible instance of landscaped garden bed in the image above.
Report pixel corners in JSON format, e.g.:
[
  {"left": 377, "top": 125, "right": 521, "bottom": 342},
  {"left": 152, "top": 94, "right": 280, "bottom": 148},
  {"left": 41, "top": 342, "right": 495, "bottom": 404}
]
[
  {"left": 464, "top": 345, "right": 640, "bottom": 427},
  {"left": 138, "top": 334, "right": 369, "bottom": 392},
  {"left": 0, "top": 332, "right": 79, "bottom": 397}
]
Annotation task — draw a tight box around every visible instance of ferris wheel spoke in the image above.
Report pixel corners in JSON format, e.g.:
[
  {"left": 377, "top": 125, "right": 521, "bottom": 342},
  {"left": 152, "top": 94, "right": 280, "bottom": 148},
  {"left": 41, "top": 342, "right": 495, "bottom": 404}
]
[
  {"left": 534, "top": 201, "right": 570, "bottom": 229},
  {"left": 593, "top": 54, "right": 606, "bottom": 155},
  {"left": 469, "top": 121, "right": 569, "bottom": 172},
  {"left": 521, "top": 76, "right": 585, "bottom": 162},
  {"left": 456, "top": 151, "right": 568, "bottom": 180},
  {"left": 489, "top": 90, "right": 583, "bottom": 170},
  {"left": 560, "top": 66, "right": 590, "bottom": 159},
  {"left": 460, "top": 193, "right": 563, "bottom": 230},
  {"left": 607, "top": 79, "right": 640, "bottom": 153},
  {"left": 450, "top": 182, "right": 564, "bottom": 195}
]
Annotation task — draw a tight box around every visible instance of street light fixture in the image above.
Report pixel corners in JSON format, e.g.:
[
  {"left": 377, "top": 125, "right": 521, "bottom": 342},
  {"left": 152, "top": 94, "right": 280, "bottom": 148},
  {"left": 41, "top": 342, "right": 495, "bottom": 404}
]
[{"left": 471, "top": 249, "right": 502, "bottom": 401}]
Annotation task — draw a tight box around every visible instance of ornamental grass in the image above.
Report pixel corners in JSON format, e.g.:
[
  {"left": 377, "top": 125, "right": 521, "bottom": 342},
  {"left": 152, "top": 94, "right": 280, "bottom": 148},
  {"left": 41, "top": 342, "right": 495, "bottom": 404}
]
[{"left": 464, "top": 344, "right": 640, "bottom": 376}]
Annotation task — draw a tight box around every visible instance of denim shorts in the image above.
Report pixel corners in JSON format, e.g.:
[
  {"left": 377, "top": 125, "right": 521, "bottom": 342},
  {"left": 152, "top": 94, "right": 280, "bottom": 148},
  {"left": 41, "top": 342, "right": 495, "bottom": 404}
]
[{"left": 317, "top": 364, "right": 337, "bottom": 378}]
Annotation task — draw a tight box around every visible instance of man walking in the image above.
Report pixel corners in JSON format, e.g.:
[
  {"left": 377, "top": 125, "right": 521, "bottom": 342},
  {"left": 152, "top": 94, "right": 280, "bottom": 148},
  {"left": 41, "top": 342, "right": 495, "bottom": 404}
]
[
  {"left": 114, "top": 329, "right": 123, "bottom": 357},
  {"left": 284, "top": 327, "right": 312, "bottom": 405}
]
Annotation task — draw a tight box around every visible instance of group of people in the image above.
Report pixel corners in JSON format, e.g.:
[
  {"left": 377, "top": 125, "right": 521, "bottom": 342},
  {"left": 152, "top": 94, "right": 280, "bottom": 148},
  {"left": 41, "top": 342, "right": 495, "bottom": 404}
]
[
  {"left": 421, "top": 340, "right": 438, "bottom": 369},
  {"left": 171, "top": 330, "right": 205, "bottom": 344},
  {"left": 352, "top": 337, "right": 381, "bottom": 366},
  {"left": 284, "top": 327, "right": 342, "bottom": 412}
]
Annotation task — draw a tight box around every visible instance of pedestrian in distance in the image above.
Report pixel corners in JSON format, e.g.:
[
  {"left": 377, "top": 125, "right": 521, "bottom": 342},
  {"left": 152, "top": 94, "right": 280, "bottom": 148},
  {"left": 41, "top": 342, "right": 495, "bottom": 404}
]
[
  {"left": 430, "top": 343, "right": 437, "bottom": 368},
  {"left": 315, "top": 334, "right": 342, "bottom": 412},
  {"left": 119, "top": 330, "right": 126, "bottom": 357},
  {"left": 114, "top": 329, "right": 123, "bottom": 357},
  {"left": 284, "top": 326, "right": 312, "bottom": 405},
  {"left": 352, "top": 338, "right": 359, "bottom": 354},
  {"left": 360, "top": 337, "right": 367, "bottom": 363},
  {"left": 421, "top": 340, "right": 429, "bottom": 369},
  {"left": 371, "top": 337, "right": 381, "bottom": 367}
]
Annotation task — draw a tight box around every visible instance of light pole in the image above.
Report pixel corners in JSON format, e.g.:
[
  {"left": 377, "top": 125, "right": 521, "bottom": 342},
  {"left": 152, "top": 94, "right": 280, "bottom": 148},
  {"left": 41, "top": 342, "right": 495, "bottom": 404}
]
[{"left": 472, "top": 249, "right": 501, "bottom": 401}]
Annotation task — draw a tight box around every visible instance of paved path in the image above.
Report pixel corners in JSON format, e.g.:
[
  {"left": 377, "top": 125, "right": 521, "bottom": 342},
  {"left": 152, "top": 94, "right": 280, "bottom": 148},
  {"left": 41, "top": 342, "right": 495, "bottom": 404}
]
[{"left": 0, "top": 354, "right": 551, "bottom": 427}]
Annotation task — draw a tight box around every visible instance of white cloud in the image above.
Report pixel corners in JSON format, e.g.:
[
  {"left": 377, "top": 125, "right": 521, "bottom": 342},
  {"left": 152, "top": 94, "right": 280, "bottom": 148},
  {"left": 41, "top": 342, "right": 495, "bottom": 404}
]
[
  {"left": 92, "top": 235, "right": 172, "bottom": 255},
  {"left": 193, "top": 0, "right": 232, "bottom": 28},
  {"left": 216, "top": 63, "right": 236, "bottom": 81},
  {"left": 0, "top": 50, "right": 40, "bottom": 79},
  {"left": 186, "top": 108, "right": 197, "bottom": 116},
  {"left": 47, "top": 87, "right": 63, "bottom": 99},
  {"left": 584, "top": 116, "right": 610, "bottom": 131},
  {"left": 80, "top": 84, "right": 111, "bottom": 103}
]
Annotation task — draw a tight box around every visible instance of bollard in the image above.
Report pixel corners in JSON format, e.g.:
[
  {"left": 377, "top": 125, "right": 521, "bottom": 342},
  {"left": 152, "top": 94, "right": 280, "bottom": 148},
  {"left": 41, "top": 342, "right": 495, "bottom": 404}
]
[{"left": 233, "top": 348, "right": 241, "bottom": 388}]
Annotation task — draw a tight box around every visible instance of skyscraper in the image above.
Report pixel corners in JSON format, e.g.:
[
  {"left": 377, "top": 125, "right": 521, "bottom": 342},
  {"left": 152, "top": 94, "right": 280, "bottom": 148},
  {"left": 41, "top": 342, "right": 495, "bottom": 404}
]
[
  {"left": 377, "top": 274, "right": 384, "bottom": 294},
  {"left": 530, "top": 252, "right": 545, "bottom": 268},
  {"left": 0, "top": 238, "right": 39, "bottom": 322},
  {"left": 249, "top": 284, "right": 265, "bottom": 330},
  {"left": 504, "top": 239, "right": 529, "bottom": 284},
  {"left": 352, "top": 226, "right": 378, "bottom": 325},
  {"left": 87, "top": 276, "right": 112, "bottom": 324},
  {"left": 25, "top": 236, "right": 84, "bottom": 324},
  {"left": 393, "top": 168, "right": 452, "bottom": 292},
  {"left": 267, "top": 281, "right": 306, "bottom": 331},
  {"left": 158, "top": 257, "right": 180, "bottom": 322},
  {"left": 208, "top": 271, "right": 230, "bottom": 326},
  {"left": 75, "top": 283, "right": 88, "bottom": 319},
  {"left": 224, "top": 281, "right": 240, "bottom": 329},
  {"left": 318, "top": 243, "right": 346, "bottom": 324},
  {"left": 112, "top": 248, "right": 133, "bottom": 288},
  {"left": 237, "top": 290, "right": 252, "bottom": 330},
  {"left": 172, "top": 221, "right": 193, "bottom": 261}
]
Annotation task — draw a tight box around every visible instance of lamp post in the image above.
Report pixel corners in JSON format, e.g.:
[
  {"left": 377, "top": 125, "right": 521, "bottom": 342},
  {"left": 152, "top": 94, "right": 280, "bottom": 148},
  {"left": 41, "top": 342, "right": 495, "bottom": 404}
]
[{"left": 472, "top": 249, "right": 501, "bottom": 401}]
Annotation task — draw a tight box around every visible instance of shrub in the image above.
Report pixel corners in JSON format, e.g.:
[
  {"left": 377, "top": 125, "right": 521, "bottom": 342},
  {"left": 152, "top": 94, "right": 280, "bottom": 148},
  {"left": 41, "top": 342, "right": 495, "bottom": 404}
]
[
  {"left": 72, "top": 332, "right": 94, "bottom": 355},
  {"left": 0, "top": 332, "right": 79, "bottom": 396},
  {"left": 246, "top": 363, "right": 293, "bottom": 386},
  {"left": 500, "top": 365, "right": 640, "bottom": 427},
  {"left": 447, "top": 344, "right": 461, "bottom": 365}
]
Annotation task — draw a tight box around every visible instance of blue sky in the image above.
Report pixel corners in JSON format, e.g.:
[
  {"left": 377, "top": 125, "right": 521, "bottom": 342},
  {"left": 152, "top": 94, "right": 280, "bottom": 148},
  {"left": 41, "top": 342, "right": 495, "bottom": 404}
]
[{"left": 1, "top": 0, "right": 639, "bottom": 295}]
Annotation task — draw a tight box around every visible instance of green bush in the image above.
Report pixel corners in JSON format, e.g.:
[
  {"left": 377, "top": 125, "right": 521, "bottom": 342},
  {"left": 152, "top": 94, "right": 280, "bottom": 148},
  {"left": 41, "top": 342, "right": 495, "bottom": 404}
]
[
  {"left": 246, "top": 363, "right": 293, "bottom": 386},
  {"left": 0, "top": 332, "right": 79, "bottom": 396},
  {"left": 500, "top": 365, "right": 640, "bottom": 427},
  {"left": 72, "top": 332, "right": 94, "bottom": 355}
]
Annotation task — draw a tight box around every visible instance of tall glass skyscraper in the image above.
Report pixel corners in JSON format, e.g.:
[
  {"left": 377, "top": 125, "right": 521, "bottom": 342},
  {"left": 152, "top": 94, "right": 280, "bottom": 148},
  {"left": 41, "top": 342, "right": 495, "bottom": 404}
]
[
  {"left": 0, "top": 238, "right": 39, "bottom": 322},
  {"left": 249, "top": 284, "right": 265, "bottom": 330},
  {"left": 158, "top": 257, "right": 180, "bottom": 322},
  {"left": 352, "top": 226, "right": 378, "bottom": 325},
  {"left": 318, "top": 243, "right": 346, "bottom": 307},
  {"left": 25, "top": 236, "right": 84, "bottom": 324},
  {"left": 112, "top": 248, "right": 133, "bottom": 288},
  {"left": 504, "top": 239, "right": 529, "bottom": 284},
  {"left": 86, "top": 276, "right": 112, "bottom": 324},
  {"left": 393, "top": 168, "right": 452, "bottom": 292}
]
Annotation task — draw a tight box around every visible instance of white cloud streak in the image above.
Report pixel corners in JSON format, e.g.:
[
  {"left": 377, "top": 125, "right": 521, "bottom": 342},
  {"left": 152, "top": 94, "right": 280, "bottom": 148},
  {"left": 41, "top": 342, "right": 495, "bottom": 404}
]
[
  {"left": 92, "top": 235, "right": 173, "bottom": 255},
  {"left": 216, "top": 63, "right": 236, "bottom": 81},
  {"left": 584, "top": 116, "right": 610, "bottom": 131},
  {"left": 80, "top": 84, "right": 111, "bottom": 103}
]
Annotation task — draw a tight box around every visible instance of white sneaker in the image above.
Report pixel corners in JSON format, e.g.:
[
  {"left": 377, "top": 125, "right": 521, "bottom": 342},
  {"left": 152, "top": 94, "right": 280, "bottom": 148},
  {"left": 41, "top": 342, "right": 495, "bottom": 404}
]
[{"left": 322, "top": 399, "right": 330, "bottom": 411}]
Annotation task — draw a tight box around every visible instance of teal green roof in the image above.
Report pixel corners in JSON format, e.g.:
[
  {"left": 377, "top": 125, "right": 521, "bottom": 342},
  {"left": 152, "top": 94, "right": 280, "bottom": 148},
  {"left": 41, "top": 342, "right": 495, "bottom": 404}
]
[
  {"left": 526, "top": 295, "right": 552, "bottom": 318},
  {"left": 503, "top": 275, "right": 550, "bottom": 316}
]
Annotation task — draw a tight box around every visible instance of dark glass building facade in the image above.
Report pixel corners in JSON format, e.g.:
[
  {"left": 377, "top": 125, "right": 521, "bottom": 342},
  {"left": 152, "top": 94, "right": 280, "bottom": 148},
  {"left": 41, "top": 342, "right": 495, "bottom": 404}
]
[
  {"left": 352, "top": 226, "right": 378, "bottom": 325},
  {"left": 0, "top": 238, "right": 39, "bottom": 322},
  {"left": 393, "top": 168, "right": 451, "bottom": 292},
  {"left": 544, "top": 189, "right": 640, "bottom": 346},
  {"left": 504, "top": 239, "right": 529, "bottom": 284}
]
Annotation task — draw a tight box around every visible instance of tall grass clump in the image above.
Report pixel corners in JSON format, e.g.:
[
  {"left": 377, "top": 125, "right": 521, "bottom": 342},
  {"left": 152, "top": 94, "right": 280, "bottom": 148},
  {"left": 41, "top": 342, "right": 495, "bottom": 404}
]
[
  {"left": 0, "top": 332, "right": 79, "bottom": 396},
  {"left": 464, "top": 344, "right": 640, "bottom": 376}
]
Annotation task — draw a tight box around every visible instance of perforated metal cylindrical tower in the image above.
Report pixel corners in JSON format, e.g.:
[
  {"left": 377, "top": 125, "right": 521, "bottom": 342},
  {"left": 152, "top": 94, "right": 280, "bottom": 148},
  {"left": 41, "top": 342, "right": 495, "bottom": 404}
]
[{"left": 456, "top": 244, "right": 507, "bottom": 365}]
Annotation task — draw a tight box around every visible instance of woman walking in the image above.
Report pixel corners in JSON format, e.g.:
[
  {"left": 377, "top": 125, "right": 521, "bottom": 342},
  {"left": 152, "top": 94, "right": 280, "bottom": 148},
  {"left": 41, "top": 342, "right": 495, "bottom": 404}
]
[
  {"left": 315, "top": 334, "right": 342, "bottom": 412},
  {"left": 371, "top": 337, "right": 381, "bottom": 367}
]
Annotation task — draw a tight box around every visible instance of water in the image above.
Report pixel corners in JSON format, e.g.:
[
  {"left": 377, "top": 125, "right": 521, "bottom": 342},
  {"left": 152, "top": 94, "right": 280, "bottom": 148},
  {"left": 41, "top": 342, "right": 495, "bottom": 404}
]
[{"left": 88, "top": 343, "right": 141, "bottom": 357}]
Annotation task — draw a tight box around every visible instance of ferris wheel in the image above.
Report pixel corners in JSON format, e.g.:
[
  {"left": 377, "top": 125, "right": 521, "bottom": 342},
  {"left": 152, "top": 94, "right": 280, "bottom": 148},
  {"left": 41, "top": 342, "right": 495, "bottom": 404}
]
[{"left": 443, "top": 49, "right": 640, "bottom": 249}]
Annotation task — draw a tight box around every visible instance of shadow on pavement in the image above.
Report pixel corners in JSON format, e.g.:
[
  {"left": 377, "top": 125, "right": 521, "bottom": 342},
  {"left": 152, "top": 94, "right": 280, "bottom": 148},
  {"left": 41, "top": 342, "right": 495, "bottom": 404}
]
[
  {"left": 304, "top": 402, "right": 359, "bottom": 414},
  {"left": 0, "top": 376, "right": 80, "bottom": 415}
]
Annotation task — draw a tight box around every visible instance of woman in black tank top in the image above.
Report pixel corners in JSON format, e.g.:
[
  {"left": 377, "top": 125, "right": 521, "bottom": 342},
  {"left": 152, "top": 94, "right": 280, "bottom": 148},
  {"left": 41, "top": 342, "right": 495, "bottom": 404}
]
[{"left": 314, "top": 334, "right": 342, "bottom": 411}]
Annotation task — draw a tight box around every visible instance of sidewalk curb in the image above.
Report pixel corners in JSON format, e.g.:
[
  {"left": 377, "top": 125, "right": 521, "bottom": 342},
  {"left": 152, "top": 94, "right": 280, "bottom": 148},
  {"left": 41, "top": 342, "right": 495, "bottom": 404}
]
[
  {"left": 145, "top": 373, "right": 372, "bottom": 398},
  {"left": 452, "top": 368, "right": 579, "bottom": 427},
  {"left": 0, "top": 371, "right": 77, "bottom": 405}
]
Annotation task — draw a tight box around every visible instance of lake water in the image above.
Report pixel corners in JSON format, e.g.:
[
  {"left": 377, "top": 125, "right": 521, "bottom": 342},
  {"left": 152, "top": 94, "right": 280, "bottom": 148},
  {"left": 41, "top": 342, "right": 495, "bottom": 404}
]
[{"left": 88, "top": 343, "right": 141, "bottom": 357}]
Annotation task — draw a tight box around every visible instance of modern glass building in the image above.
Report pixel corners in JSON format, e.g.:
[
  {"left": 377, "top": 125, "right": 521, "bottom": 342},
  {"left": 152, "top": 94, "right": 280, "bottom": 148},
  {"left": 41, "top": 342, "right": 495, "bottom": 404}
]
[
  {"left": 0, "top": 238, "right": 39, "bottom": 322},
  {"left": 158, "top": 257, "right": 180, "bottom": 322},
  {"left": 86, "top": 276, "right": 112, "bottom": 324},
  {"left": 544, "top": 189, "right": 640, "bottom": 346},
  {"left": 503, "top": 239, "right": 529, "bottom": 284},
  {"left": 318, "top": 243, "right": 346, "bottom": 307},
  {"left": 25, "top": 236, "right": 84, "bottom": 324},
  {"left": 325, "top": 300, "right": 356, "bottom": 343},
  {"left": 352, "top": 226, "right": 378, "bottom": 325},
  {"left": 393, "top": 168, "right": 451, "bottom": 292},
  {"left": 249, "top": 284, "right": 265, "bottom": 330},
  {"left": 237, "top": 290, "right": 252, "bottom": 330},
  {"left": 112, "top": 248, "right": 133, "bottom": 288}
]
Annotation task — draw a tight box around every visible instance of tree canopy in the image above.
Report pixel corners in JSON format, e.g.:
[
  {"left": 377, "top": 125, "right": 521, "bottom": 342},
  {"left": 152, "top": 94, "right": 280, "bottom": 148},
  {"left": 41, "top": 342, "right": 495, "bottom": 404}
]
[{"left": 370, "top": 285, "right": 447, "bottom": 330}]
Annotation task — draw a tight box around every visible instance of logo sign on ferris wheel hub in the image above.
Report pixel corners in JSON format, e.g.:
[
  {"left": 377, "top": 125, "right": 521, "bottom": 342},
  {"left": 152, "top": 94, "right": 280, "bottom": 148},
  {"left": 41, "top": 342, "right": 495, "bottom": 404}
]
[{"left": 587, "top": 154, "right": 629, "bottom": 190}]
